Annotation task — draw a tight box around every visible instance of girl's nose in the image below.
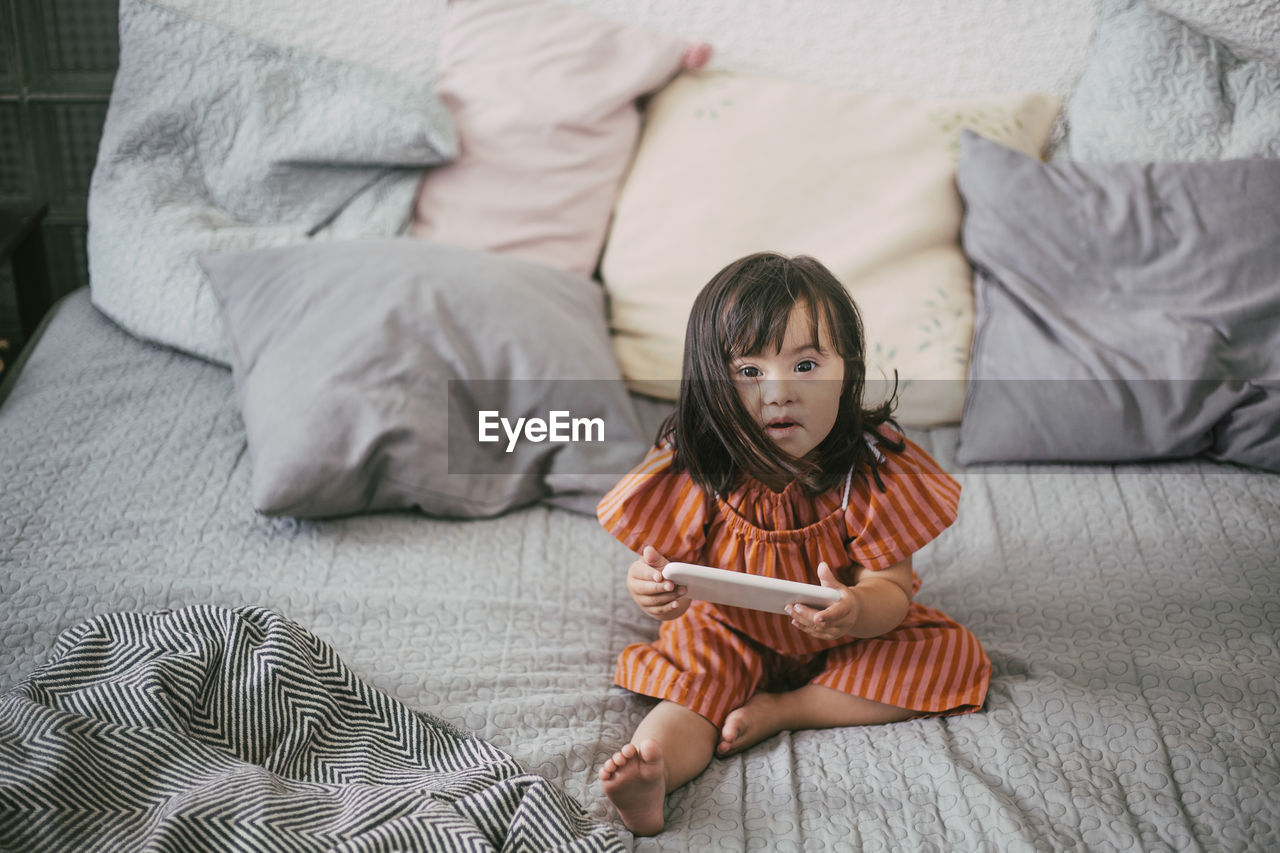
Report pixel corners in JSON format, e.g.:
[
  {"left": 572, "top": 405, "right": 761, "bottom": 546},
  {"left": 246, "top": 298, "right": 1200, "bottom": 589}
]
[{"left": 760, "top": 375, "right": 796, "bottom": 406}]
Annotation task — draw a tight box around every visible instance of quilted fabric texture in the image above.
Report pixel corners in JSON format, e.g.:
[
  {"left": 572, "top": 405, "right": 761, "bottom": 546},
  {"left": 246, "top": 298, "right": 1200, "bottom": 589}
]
[
  {"left": 88, "top": 0, "right": 458, "bottom": 365},
  {"left": 955, "top": 131, "right": 1280, "bottom": 470},
  {"left": 1147, "top": 0, "right": 1280, "bottom": 63},
  {"left": 164, "top": 0, "right": 1102, "bottom": 102},
  {"left": 410, "top": 0, "right": 688, "bottom": 277},
  {"left": 202, "top": 239, "right": 649, "bottom": 519},
  {"left": 1064, "top": 0, "right": 1280, "bottom": 161},
  {"left": 5, "top": 292, "right": 1278, "bottom": 850},
  {"left": 599, "top": 71, "right": 1059, "bottom": 426}
]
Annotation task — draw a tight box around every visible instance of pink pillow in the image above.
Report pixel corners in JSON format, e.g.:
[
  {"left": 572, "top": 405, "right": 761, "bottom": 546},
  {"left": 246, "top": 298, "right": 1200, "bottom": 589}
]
[{"left": 410, "top": 0, "right": 689, "bottom": 277}]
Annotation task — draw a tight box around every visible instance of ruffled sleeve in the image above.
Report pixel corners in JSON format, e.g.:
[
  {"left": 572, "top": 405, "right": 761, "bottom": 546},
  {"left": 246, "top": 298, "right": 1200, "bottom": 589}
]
[
  {"left": 845, "top": 430, "right": 961, "bottom": 571},
  {"left": 596, "top": 445, "right": 710, "bottom": 564}
]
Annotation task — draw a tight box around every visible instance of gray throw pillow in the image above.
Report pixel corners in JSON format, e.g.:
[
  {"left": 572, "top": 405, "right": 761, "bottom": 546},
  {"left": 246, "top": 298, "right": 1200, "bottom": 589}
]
[
  {"left": 202, "top": 239, "right": 649, "bottom": 518},
  {"left": 955, "top": 131, "right": 1280, "bottom": 471}
]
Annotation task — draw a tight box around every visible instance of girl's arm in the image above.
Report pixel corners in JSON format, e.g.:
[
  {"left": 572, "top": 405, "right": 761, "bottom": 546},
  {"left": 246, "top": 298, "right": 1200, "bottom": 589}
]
[{"left": 787, "top": 557, "right": 913, "bottom": 640}]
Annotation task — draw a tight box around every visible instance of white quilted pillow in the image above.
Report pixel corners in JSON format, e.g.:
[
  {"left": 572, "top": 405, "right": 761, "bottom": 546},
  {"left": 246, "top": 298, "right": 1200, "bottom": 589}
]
[{"left": 1064, "top": 0, "right": 1280, "bottom": 162}]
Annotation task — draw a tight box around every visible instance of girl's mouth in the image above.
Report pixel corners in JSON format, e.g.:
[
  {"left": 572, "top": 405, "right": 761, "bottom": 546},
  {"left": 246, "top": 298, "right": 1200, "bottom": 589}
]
[{"left": 765, "top": 419, "right": 799, "bottom": 436}]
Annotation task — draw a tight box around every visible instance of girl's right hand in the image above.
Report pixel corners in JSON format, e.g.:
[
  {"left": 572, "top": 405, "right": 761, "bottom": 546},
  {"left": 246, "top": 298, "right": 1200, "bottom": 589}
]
[{"left": 627, "top": 545, "right": 690, "bottom": 621}]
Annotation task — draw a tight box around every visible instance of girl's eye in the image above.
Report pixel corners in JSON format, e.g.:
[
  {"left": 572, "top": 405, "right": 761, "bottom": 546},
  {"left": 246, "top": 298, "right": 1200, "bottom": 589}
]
[
  {"left": 796, "top": 360, "right": 817, "bottom": 374},
  {"left": 737, "top": 365, "right": 761, "bottom": 379}
]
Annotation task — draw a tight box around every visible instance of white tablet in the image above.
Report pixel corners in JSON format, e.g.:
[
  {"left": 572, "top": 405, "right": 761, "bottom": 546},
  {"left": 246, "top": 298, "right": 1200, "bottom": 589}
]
[{"left": 662, "top": 562, "right": 841, "bottom": 615}]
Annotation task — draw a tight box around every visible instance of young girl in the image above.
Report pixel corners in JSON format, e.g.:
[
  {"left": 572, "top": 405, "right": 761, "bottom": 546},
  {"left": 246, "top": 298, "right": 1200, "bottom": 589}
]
[{"left": 595, "top": 252, "right": 990, "bottom": 836}]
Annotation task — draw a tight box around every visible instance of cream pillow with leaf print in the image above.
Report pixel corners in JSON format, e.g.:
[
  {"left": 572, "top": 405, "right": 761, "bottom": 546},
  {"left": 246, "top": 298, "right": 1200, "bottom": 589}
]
[{"left": 600, "top": 71, "right": 1059, "bottom": 426}]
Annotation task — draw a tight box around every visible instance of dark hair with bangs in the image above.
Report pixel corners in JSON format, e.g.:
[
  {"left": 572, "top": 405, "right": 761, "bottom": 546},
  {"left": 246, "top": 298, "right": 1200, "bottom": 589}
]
[{"left": 659, "top": 252, "right": 902, "bottom": 496}]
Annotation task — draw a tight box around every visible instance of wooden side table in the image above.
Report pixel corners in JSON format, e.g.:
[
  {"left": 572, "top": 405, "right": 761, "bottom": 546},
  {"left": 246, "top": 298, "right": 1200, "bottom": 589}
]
[{"left": 0, "top": 203, "right": 54, "bottom": 343}]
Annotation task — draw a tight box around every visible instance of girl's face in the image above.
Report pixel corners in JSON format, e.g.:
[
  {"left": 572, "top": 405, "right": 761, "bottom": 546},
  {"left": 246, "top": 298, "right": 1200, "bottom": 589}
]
[{"left": 729, "top": 303, "right": 845, "bottom": 461}]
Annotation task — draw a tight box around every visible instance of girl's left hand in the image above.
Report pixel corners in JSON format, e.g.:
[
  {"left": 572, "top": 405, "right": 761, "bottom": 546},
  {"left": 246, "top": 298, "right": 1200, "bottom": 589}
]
[{"left": 787, "top": 562, "right": 859, "bottom": 640}]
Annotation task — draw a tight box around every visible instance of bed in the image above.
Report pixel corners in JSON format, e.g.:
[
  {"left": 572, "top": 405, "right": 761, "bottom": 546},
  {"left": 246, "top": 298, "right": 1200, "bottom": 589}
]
[{"left": 3, "top": 0, "right": 1279, "bottom": 850}]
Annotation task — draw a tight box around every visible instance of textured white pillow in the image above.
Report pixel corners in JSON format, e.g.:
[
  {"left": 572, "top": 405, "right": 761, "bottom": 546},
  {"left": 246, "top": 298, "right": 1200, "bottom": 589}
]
[
  {"left": 1145, "top": 0, "right": 1280, "bottom": 64},
  {"left": 1064, "top": 0, "right": 1280, "bottom": 162},
  {"left": 599, "top": 71, "right": 1059, "bottom": 426},
  {"left": 88, "top": 0, "right": 457, "bottom": 366}
]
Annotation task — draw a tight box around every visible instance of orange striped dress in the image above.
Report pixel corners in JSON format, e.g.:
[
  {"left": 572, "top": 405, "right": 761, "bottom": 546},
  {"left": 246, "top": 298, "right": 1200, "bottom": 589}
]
[{"left": 597, "top": 428, "right": 990, "bottom": 727}]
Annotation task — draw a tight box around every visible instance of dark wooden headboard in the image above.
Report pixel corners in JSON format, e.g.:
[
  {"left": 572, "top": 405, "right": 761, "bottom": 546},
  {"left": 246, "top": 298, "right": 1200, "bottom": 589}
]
[{"left": 0, "top": 0, "right": 118, "bottom": 348}]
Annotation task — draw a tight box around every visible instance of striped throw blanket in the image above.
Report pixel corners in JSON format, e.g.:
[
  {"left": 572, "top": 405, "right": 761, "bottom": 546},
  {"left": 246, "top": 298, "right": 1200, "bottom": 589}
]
[{"left": 0, "top": 606, "right": 622, "bottom": 851}]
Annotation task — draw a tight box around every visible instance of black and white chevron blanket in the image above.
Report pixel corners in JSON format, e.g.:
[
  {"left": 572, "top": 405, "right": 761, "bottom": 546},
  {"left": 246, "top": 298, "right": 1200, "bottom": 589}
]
[{"left": 0, "top": 606, "right": 623, "bottom": 851}]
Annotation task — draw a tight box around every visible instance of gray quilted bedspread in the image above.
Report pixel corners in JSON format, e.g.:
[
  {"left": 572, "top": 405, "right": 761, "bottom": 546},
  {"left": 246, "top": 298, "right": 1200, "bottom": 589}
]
[{"left": 2, "top": 292, "right": 1279, "bottom": 851}]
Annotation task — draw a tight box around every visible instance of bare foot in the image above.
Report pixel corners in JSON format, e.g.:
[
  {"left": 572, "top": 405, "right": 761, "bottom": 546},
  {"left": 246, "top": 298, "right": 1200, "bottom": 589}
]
[
  {"left": 716, "top": 692, "right": 789, "bottom": 757},
  {"left": 598, "top": 739, "right": 667, "bottom": 836}
]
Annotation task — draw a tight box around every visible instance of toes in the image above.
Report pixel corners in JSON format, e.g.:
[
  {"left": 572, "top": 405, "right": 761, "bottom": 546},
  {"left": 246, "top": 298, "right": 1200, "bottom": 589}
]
[
  {"left": 606, "top": 746, "right": 633, "bottom": 771},
  {"left": 599, "top": 750, "right": 628, "bottom": 781},
  {"left": 634, "top": 738, "right": 663, "bottom": 764},
  {"left": 717, "top": 715, "right": 747, "bottom": 755}
]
